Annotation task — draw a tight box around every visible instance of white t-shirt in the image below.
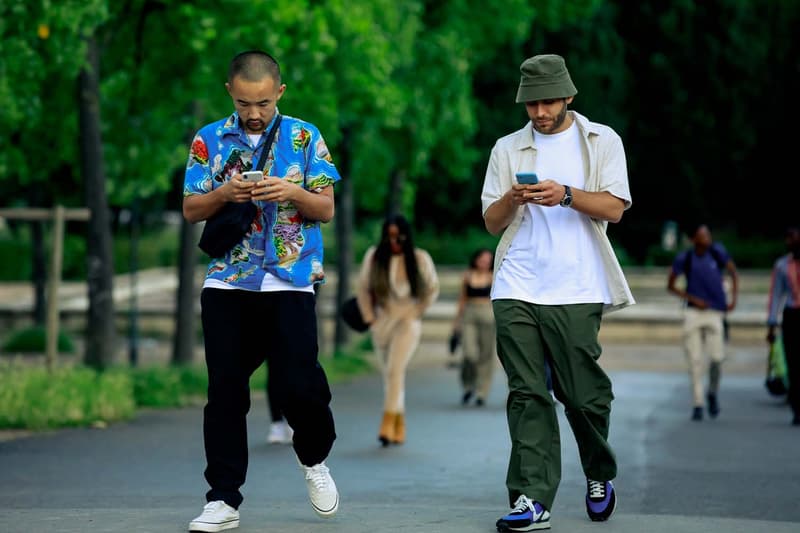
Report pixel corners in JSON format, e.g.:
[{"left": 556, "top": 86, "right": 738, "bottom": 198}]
[{"left": 492, "top": 121, "right": 612, "bottom": 305}]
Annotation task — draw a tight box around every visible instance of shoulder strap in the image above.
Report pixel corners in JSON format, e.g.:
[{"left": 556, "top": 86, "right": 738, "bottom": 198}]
[{"left": 254, "top": 114, "right": 282, "bottom": 172}]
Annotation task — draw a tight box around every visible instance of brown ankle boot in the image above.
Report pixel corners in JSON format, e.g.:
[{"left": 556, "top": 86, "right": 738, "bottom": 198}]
[
  {"left": 378, "top": 412, "right": 395, "bottom": 447},
  {"left": 393, "top": 412, "right": 406, "bottom": 444}
]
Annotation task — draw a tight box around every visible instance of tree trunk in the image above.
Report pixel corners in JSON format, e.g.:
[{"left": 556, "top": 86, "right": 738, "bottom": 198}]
[
  {"left": 29, "top": 187, "right": 46, "bottom": 325},
  {"left": 333, "top": 127, "right": 354, "bottom": 355},
  {"left": 79, "top": 36, "right": 115, "bottom": 370},
  {"left": 172, "top": 191, "right": 198, "bottom": 365},
  {"left": 31, "top": 219, "right": 47, "bottom": 325},
  {"left": 386, "top": 167, "right": 405, "bottom": 218}
]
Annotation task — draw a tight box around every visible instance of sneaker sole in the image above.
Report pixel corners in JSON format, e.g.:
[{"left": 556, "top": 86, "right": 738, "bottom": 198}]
[
  {"left": 188, "top": 518, "right": 240, "bottom": 532},
  {"left": 496, "top": 520, "right": 551, "bottom": 531},
  {"left": 311, "top": 493, "right": 339, "bottom": 518}
]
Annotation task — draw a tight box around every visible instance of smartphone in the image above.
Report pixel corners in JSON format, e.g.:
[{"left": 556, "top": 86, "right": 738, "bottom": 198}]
[
  {"left": 516, "top": 172, "right": 538, "bottom": 185},
  {"left": 241, "top": 170, "right": 264, "bottom": 183}
]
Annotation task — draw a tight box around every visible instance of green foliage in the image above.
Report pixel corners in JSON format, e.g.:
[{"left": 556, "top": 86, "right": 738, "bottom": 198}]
[
  {"left": 2, "top": 326, "right": 75, "bottom": 354},
  {"left": 0, "top": 362, "right": 135, "bottom": 429},
  {"left": 0, "top": 349, "right": 371, "bottom": 430},
  {"left": 131, "top": 364, "right": 208, "bottom": 407}
]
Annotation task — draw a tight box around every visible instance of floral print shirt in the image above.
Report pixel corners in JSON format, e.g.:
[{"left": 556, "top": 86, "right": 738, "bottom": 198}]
[{"left": 184, "top": 111, "right": 340, "bottom": 289}]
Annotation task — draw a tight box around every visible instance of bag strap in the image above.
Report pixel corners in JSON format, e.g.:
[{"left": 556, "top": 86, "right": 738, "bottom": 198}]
[{"left": 254, "top": 114, "right": 283, "bottom": 172}]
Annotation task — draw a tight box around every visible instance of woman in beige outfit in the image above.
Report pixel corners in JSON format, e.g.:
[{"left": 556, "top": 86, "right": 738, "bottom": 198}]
[
  {"left": 356, "top": 214, "right": 439, "bottom": 446},
  {"left": 451, "top": 248, "right": 497, "bottom": 407}
]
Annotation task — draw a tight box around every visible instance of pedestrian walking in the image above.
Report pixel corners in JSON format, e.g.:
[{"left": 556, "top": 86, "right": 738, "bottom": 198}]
[
  {"left": 767, "top": 226, "right": 800, "bottom": 426},
  {"left": 480, "top": 53, "right": 634, "bottom": 531},
  {"left": 450, "top": 248, "right": 498, "bottom": 407},
  {"left": 355, "top": 214, "right": 440, "bottom": 447},
  {"left": 667, "top": 223, "right": 739, "bottom": 421},
  {"left": 265, "top": 371, "right": 293, "bottom": 444},
  {"left": 182, "top": 50, "right": 341, "bottom": 532}
]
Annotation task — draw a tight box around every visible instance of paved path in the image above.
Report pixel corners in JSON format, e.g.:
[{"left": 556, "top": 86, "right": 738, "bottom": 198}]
[{"left": 1, "top": 346, "right": 798, "bottom": 533}]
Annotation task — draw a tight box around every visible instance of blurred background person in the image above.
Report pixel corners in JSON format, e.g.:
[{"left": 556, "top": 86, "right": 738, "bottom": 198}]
[
  {"left": 355, "top": 214, "right": 440, "bottom": 446},
  {"left": 766, "top": 226, "right": 800, "bottom": 426},
  {"left": 667, "top": 223, "right": 738, "bottom": 421},
  {"left": 451, "top": 248, "right": 497, "bottom": 407},
  {"left": 265, "top": 371, "right": 293, "bottom": 444}
]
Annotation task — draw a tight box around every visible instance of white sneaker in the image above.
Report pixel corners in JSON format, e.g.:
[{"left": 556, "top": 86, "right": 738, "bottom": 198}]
[
  {"left": 188, "top": 500, "right": 239, "bottom": 532},
  {"left": 300, "top": 461, "right": 339, "bottom": 518},
  {"left": 267, "top": 420, "right": 293, "bottom": 444}
]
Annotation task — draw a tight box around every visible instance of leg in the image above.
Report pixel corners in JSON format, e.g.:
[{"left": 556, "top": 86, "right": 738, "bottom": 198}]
[
  {"left": 473, "top": 303, "right": 497, "bottom": 403},
  {"left": 541, "top": 303, "right": 616, "bottom": 482},
  {"left": 683, "top": 307, "right": 705, "bottom": 409},
  {"left": 460, "top": 305, "right": 480, "bottom": 403},
  {"left": 493, "top": 299, "right": 560, "bottom": 511},
  {"left": 265, "top": 292, "right": 336, "bottom": 467},
  {"left": 381, "top": 318, "right": 422, "bottom": 414},
  {"left": 782, "top": 308, "right": 800, "bottom": 422},
  {"left": 200, "top": 289, "right": 266, "bottom": 509}
]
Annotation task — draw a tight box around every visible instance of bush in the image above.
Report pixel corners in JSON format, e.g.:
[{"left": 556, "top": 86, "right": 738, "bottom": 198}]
[
  {"left": 0, "top": 349, "right": 372, "bottom": 430},
  {"left": 2, "top": 326, "right": 75, "bottom": 354},
  {"left": 0, "top": 362, "right": 136, "bottom": 429}
]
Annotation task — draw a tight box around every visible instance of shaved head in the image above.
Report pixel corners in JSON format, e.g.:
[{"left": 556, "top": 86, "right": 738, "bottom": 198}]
[{"left": 228, "top": 50, "right": 281, "bottom": 84}]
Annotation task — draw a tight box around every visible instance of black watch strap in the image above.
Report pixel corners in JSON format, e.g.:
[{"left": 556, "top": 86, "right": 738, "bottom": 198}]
[{"left": 560, "top": 185, "right": 573, "bottom": 207}]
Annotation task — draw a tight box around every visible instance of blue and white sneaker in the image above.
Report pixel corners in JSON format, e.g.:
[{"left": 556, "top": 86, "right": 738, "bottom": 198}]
[
  {"left": 585, "top": 479, "right": 617, "bottom": 521},
  {"left": 496, "top": 495, "right": 551, "bottom": 531}
]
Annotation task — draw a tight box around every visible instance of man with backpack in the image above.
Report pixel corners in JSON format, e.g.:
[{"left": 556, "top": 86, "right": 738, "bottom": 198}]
[{"left": 668, "top": 223, "right": 739, "bottom": 421}]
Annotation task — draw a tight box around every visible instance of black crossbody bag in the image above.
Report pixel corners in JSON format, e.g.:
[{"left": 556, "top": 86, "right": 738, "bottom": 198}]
[{"left": 198, "top": 115, "right": 282, "bottom": 258}]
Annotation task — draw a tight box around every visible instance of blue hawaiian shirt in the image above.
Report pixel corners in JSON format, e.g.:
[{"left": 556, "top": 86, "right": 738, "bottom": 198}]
[{"left": 184, "top": 111, "right": 340, "bottom": 289}]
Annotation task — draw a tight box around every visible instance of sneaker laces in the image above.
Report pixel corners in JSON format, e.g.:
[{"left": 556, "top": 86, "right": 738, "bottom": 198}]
[
  {"left": 588, "top": 479, "right": 606, "bottom": 499},
  {"left": 511, "top": 495, "right": 533, "bottom": 513},
  {"left": 305, "top": 463, "right": 331, "bottom": 491}
]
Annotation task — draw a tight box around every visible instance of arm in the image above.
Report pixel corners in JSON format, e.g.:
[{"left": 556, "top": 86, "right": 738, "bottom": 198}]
[
  {"left": 667, "top": 266, "right": 709, "bottom": 309},
  {"left": 415, "top": 250, "right": 440, "bottom": 318},
  {"left": 452, "top": 272, "right": 469, "bottom": 331},
  {"left": 725, "top": 259, "right": 739, "bottom": 312},
  {"left": 356, "top": 247, "right": 377, "bottom": 326},
  {"left": 182, "top": 176, "right": 256, "bottom": 224},
  {"left": 251, "top": 180, "right": 335, "bottom": 222},
  {"left": 524, "top": 180, "right": 626, "bottom": 222}
]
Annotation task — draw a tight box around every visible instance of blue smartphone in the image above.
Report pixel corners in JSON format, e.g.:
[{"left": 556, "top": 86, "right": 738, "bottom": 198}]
[{"left": 516, "top": 172, "right": 538, "bottom": 185}]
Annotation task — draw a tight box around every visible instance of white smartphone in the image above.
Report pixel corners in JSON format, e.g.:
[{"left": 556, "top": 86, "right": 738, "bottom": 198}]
[{"left": 241, "top": 170, "right": 264, "bottom": 183}]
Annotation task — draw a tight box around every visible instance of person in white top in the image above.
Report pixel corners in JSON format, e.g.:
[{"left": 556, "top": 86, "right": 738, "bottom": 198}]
[{"left": 483, "top": 54, "right": 634, "bottom": 533}]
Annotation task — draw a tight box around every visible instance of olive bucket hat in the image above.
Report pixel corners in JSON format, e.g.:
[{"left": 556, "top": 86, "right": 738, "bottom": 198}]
[{"left": 515, "top": 54, "right": 578, "bottom": 103}]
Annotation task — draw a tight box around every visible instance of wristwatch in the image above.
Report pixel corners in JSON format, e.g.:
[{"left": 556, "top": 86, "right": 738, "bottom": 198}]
[{"left": 560, "top": 185, "right": 573, "bottom": 207}]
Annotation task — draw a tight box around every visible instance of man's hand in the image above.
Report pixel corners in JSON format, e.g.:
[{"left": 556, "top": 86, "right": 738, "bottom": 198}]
[
  {"left": 511, "top": 179, "right": 567, "bottom": 207},
  {"left": 227, "top": 174, "right": 257, "bottom": 203},
  {"left": 250, "top": 176, "right": 301, "bottom": 203}
]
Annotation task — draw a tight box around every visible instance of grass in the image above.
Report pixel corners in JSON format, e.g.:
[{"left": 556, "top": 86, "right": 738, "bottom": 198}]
[{"left": 0, "top": 345, "right": 373, "bottom": 431}]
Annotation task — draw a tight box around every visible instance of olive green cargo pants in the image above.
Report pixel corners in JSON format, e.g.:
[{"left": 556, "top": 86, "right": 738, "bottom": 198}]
[{"left": 493, "top": 300, "right": 616, "bottom": 510}]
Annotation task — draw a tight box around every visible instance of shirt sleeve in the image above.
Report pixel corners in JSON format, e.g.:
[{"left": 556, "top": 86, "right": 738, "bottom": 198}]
[
  {"left": 597, "top": 131, "right": 632, "bottom": 209},
  {"left": 184, "top": 132, "right": 215, "bottom": 196},
  {"left": 481, "top": 143, "right": 510, "bottom": 215},
  {"left": 303, "top": 124, "right": 341, "bottom": 191}
]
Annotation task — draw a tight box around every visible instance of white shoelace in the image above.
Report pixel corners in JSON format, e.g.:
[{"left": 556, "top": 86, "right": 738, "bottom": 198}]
[
  {"left": 588, "top": 479, "right": 606, "bottom": 499},
  {"left": 512, "top": 495, "right": 533, "bottom": 513},
  {"left": 305, "top": 464, "right": 331, "bottom": 490}
]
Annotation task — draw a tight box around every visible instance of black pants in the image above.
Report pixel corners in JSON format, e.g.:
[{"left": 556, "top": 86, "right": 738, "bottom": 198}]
[
  {"left": 200, "top": 288, "right": 336, "bottom": 509},
  {"left": 783, "top": 307, "right": 800, "bottom": 418}
]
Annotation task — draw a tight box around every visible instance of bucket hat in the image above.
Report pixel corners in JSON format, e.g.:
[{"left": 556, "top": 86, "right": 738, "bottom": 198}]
[{"left": 515, "top": 54, "right": 578, "bottom": 103}]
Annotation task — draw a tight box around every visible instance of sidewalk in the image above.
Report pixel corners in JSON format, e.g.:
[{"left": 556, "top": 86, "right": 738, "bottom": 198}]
[{"left": 1, "top": 344, "right": 798, "bottom": 532}]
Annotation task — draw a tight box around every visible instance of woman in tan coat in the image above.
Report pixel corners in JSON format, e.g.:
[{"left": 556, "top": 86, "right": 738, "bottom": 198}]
[{"left": 356, "top": 214, "right": 440, "bottom": 446}]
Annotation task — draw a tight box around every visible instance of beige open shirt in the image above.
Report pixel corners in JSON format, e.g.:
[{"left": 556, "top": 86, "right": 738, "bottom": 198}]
[{"left": 481, "top": 111, "right": 635, "bottom": 313}]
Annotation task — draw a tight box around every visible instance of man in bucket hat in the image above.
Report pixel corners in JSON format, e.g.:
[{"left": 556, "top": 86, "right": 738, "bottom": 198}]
[{"left": 481, "top": 53, "right": 634, "bottom": 531}]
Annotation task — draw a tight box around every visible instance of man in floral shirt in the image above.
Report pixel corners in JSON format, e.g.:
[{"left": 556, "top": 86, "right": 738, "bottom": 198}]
[{"left": 183, "top": 50, "right": 340, "bottom": 532}]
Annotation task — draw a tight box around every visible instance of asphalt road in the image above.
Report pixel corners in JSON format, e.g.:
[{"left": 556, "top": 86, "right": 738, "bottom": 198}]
[{"left": 2, "top": 343, "right": 799, "bottom": 533}]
